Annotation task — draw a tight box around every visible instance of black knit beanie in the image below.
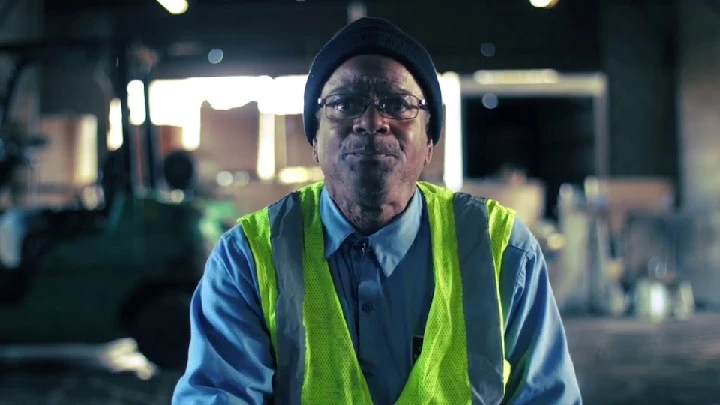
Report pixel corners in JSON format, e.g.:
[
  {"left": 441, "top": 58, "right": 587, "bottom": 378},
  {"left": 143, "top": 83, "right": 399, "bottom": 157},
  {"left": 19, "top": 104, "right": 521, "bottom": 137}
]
[{"left": 303, "top": 17, "right": 444, "bottom": 145}]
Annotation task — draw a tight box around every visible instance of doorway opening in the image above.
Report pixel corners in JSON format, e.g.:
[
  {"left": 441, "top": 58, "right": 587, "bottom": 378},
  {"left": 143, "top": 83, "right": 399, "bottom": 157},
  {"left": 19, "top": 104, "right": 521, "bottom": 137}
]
[{"left": 463, "top": 96, "right": 596, "bottom": 219}]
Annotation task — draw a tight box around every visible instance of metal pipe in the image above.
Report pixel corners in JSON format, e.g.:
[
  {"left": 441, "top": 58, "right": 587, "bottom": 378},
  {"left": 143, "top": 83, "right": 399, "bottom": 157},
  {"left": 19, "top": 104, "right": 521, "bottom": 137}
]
[
  {"left": 115, "top": 45, "right": 135, "bottom": 193},
  {"left": 0, "top": 60, "right": 29, "bottom": 128},
  {"left": 142, "top": 72, "right": 159, "bottom": 189}
]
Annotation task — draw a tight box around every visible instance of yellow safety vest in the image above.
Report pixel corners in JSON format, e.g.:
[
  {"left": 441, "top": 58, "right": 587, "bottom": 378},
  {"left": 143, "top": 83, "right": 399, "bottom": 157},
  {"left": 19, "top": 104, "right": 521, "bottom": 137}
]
[{"left": 239, "top": 181, "right": 516, "bottom": 405}]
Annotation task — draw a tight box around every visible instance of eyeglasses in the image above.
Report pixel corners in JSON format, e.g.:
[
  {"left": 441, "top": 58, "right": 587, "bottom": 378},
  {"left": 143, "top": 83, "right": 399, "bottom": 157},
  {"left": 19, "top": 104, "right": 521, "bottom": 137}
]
[{"left": 317, "top": 93, "right": 427, "bottom": 121}]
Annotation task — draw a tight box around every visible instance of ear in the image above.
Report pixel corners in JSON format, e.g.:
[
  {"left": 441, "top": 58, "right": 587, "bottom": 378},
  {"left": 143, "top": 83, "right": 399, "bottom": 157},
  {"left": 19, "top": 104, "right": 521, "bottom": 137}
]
[
  {"left": 424, "top": 139, "right": 434, "bottom": 167},
  {"left": 424, "top": 116, "right": 434, "bottom": 166},
  {"left": 424, "top": 117, "right": 434, "bottom": 166},
  {"left": 312, "top": 138, "right": 319, "bottom": 163}
]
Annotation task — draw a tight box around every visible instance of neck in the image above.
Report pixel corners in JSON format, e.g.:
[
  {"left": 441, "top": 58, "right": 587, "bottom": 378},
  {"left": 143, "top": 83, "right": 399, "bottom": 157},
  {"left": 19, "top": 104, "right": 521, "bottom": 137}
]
[{"left": 325, "top": 182, "right": 415, "bottom": 236}]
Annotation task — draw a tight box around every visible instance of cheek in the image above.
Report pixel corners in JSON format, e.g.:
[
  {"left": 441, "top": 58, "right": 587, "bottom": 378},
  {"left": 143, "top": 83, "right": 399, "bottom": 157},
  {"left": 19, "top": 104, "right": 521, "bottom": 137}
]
[
  {"left": 409, "top": 143, "right": 430, "bottom": 163},
  {"left": 318, "top": 122, "right": 350, "bottom": 150},
  {"left": 395, "top": 122, "right": 428, "bottom": 151},
  {"left": 315, "top": 132, "right": 341, "bottom": 163}
]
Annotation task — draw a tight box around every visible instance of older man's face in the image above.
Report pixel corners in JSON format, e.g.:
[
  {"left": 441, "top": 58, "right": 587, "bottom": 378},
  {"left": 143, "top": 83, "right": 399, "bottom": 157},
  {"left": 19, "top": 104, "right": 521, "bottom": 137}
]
[{"left": 313, "top": 55, "right": 433, "bottom": 204}]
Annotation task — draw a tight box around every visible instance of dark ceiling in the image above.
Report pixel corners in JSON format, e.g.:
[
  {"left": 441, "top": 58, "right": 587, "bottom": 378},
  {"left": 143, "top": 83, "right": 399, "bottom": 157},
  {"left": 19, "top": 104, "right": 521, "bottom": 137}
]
[{"left": 43, "top": 0, "right": 603, "bottom": 77}]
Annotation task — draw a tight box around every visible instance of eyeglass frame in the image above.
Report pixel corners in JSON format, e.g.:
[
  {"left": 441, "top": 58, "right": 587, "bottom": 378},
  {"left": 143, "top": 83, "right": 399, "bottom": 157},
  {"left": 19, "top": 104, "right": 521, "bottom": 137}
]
[{"left": 316, "top": 93, "right": 428, "bottom": 121}]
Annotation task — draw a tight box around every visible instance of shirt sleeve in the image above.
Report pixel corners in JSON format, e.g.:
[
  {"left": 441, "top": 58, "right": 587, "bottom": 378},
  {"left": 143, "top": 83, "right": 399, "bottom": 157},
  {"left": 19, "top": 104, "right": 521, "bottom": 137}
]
[
  {"left": 499, "top": 219, "right": 582, "bottom": 405},
  {"left": 172, "top": 227, "right": 275, "bottom": 405}
]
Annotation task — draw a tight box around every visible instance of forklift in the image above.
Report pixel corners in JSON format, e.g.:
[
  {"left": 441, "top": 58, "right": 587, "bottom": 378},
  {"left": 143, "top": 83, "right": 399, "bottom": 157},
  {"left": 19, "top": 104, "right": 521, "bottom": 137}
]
[{"left": 0, "top": 40, "right": 236, "bottom": 370}]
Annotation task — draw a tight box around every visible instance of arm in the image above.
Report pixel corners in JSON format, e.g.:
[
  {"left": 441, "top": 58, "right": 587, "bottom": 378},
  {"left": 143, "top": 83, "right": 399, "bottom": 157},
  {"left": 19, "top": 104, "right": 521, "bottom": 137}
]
[
  {"left": 500, "top": 220, "right": 582, "bottom": 405},
  {"left": 172, "top": 227, "right": 275, "bottom": 405}
]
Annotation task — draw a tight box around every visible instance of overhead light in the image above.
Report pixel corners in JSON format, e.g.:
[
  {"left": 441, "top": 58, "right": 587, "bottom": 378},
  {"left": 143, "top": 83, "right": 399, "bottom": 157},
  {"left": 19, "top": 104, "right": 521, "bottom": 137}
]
[
  {"left": 529, "top": 0, "right": 559, "bottom": 8},
  {"left": 157, "top": 0, "right": 188, "bottom": 14},
  {"left": 473, "top": 69, "right": 560, "bottom": 85},
  {"left": 347, "top": 2, "right": 367, "bottom": 23},
  {"left": 481, "top": 94, "right": 499, "bottom": 109},
  {"left": 208, "top": 49, "right": 224, "bottom": 64}
]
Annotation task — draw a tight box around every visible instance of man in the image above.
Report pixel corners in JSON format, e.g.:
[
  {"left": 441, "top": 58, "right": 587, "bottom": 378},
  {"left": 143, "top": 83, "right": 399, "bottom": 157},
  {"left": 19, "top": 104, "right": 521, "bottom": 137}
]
[{"left": 173, "top": 17, "right": 581, "bottom": 405}]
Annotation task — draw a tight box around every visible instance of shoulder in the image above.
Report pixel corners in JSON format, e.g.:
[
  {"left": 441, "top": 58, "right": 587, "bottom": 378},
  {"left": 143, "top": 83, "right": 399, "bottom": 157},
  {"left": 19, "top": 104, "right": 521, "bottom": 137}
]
[
  {"left": 237, "top": 185, "right": 316, "bottom": 229},
  {"left": 500, "top": 210, "right": 544, "bottom": 306},
  {"left": 451, "top": 191, "right": 489, "bottom": 211},
  {"left": 453, "top": 193, "right": 539, "bottom": 253},
  {"left": 206, "top": 225, "right": 256, "bottom": 282},
  {"left": 506, "top": 216, "right": 540, "bottom": 259},
  {"left": 217, "top": 225, "right": 252, "bottom": 253},
  {"left": 237, "top": 192, "right": 292, "bottom": 223}
]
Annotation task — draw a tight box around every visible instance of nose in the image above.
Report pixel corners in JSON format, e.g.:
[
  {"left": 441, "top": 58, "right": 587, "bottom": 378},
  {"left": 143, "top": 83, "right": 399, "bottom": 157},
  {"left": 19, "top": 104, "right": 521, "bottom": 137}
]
[{"left": 352, "top": 104, "right": 390, "bottom": 135}]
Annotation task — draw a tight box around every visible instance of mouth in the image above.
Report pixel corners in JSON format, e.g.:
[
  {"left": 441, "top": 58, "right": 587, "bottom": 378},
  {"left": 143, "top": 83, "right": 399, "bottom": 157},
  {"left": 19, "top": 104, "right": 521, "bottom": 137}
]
[
  {"left": 345, "top": 152, "right": 397, "bottom": 162},
  {"left": 349, "top": 152, "right": 391, "bottom": 156},
  {"left": 344, "top": 150, "right": 397, "bottom": 158}
]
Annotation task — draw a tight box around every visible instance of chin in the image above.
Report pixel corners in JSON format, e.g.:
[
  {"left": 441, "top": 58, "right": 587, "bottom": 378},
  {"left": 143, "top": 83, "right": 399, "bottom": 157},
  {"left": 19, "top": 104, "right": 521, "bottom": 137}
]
[
  {"left": 344, "top": 168, "right": 384, "bottom": 185},
  {"left": 348, "top": 158, "right": 397, "bottom": 175},
  {"left": 352, "top": 186, "right": 391, "bottom": 205}
]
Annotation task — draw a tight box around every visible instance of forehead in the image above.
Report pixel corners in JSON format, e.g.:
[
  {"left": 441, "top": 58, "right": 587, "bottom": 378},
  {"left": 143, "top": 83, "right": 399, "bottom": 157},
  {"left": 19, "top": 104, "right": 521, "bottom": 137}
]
[{"left": 321, "top": 55, "right": 424, "bottom": 96}]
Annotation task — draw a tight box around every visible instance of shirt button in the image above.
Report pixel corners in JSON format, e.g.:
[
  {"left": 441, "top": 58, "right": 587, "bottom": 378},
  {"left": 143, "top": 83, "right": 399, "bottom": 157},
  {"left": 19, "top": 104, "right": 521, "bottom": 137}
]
[{"left": 361, "top": 302, "right": 374, "bottom": 313}]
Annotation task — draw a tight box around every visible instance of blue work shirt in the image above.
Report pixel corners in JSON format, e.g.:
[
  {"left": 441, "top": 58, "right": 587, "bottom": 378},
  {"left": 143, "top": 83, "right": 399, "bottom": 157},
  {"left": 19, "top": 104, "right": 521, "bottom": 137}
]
[{"left": 172, "top": 187, "right": 582, "bottom": 405}]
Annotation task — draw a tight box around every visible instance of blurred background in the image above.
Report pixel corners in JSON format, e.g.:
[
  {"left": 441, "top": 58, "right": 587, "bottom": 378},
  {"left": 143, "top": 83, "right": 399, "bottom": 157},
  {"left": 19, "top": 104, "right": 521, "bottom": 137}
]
[{"left": 0, "top": 0, "right": 719, "bottom": 403}]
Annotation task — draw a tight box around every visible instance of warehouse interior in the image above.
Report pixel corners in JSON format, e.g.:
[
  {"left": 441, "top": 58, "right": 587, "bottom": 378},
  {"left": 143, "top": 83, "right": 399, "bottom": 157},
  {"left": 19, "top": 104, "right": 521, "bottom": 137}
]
[{"left": 0, "top": 0, "right": 719, "bottom": 403}]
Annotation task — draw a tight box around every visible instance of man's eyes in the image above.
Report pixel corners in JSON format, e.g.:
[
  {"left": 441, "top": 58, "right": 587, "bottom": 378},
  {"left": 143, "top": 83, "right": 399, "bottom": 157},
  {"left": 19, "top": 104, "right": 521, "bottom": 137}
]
[{"left": 330, "top": 97, "right": 365, "bottom": 111}]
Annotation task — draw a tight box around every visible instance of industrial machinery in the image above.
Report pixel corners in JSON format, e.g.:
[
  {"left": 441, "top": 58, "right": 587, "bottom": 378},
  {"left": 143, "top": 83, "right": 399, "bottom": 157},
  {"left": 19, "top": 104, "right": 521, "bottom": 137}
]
[
  {"left": 551, "top": 176, "right": 701, "bottom": 321},
  {"left": 0, "top": 128, "right": 47, "bottom": 203},
  {"left": 0, "top": 41, "right": 235, "bottom": 370}
]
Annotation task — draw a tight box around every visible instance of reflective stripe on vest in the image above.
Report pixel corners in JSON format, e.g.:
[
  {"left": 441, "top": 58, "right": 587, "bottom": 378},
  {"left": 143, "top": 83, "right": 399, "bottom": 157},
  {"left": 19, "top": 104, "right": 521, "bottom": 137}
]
[{"left": 238, "top": 181, "right": 516, "bottom": 405}]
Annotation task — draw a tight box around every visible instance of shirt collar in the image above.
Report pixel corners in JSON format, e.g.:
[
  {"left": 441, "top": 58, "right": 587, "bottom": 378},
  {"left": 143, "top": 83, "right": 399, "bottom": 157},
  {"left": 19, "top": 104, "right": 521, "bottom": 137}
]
[{"left": 320, "top": 186, "right": 423, "bottom": 277}]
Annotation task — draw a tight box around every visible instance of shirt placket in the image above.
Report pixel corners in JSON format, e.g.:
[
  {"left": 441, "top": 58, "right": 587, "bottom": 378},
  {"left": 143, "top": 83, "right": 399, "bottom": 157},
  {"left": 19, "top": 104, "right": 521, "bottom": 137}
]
[{"left": 352, "top": 238, "right": 382, "bottom": 379}]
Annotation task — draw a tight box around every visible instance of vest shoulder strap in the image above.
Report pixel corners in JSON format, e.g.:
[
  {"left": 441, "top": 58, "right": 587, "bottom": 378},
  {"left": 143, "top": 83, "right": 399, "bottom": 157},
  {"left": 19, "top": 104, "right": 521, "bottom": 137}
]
[{"left": 450, "top": 191, "right": 516, "bottom": 279}]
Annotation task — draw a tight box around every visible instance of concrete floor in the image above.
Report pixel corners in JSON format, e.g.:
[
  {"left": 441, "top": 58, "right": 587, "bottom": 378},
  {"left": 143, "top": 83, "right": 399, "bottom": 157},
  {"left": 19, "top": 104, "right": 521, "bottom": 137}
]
[
  {"left": 1, "top": 314, "right": 720, "bottom": 405},
  {"left": 566, "top": 313, "right": 720, "bottom": 405}
]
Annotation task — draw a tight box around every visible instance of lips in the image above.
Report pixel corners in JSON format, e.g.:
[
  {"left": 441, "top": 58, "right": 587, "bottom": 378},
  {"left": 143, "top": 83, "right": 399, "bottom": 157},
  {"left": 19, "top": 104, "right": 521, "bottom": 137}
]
[
  {"left": 345, "top": 152, "right": 397, "bottom": 163},
  {"left": 344, "top": 149, "right": 397, "bottom": 158},
  {"left": 348, "top": 151, "right": 391, "bottom": 157}
]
